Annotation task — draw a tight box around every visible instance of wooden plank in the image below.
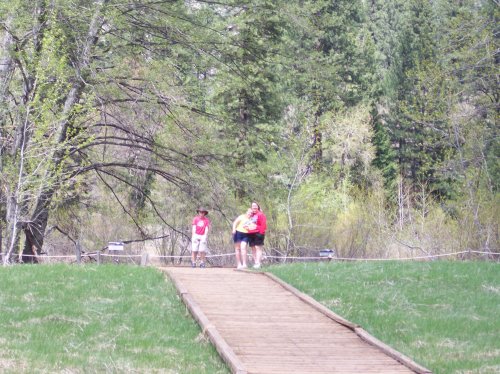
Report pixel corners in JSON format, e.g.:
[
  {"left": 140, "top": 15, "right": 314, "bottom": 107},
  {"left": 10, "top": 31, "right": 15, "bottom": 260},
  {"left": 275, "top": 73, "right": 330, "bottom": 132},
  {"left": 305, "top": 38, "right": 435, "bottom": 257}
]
[
  {"left": 162, "top": 269, "right": 247, "bottom": 374},
  {"left": 161, "top": 267, "right": 430, "bottom": 374},
  {"left": 355, "top": 327, "right": 432, "bottom": 374}
]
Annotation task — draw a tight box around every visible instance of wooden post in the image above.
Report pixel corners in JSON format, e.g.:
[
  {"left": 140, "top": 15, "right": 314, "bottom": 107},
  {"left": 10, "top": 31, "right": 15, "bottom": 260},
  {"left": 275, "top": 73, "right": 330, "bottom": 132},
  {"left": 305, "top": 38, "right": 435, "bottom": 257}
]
[
  {"left": 97, "top": 251, "right": 101, "bottom": 264},
  {"left": 76, "top": 241, "right": 81, "bottom": 264},
  {"left": 140, "top": 253, "right": 149, "bottom": 266}
]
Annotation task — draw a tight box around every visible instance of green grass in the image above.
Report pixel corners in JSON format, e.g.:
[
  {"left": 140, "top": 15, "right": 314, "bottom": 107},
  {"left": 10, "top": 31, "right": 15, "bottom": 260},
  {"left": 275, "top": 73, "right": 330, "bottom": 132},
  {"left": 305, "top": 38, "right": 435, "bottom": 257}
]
[
  {"left": 2, "top": 262, "right": 498, "bottom": 373},
  {"left": 0, "top": 264, "right": 229, "bottom": 373},
  {"left": 267, "top": 260, "right": 500, "bottom": 374}
]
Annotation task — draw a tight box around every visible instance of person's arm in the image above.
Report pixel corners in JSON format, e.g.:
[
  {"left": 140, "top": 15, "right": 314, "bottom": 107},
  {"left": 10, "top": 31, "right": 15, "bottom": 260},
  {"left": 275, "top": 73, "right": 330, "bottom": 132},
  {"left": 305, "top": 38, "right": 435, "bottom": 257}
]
[
  {"left": 192, "top": 217, "right": 197, "bottom": 237},
  {"left": 232, "top": 216, "right": 241, "bottom": 234},
  {"left": 255, "top": 212, "right": 266, "bottom": 234},
  {"left": 204, "top": 219, "right": 210, "bottom": 237},
  {"left": 260, "top": 213, "right": 267, "bottom": 234}
]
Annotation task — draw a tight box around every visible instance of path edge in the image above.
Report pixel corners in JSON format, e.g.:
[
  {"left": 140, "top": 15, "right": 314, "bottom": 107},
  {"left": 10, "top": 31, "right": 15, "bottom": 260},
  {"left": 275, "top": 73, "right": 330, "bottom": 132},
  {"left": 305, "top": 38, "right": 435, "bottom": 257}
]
[
  {"left": 161, "top": 268, "right": 247, "bottom": 374},
  {"left": 263, "top": 271, "right": 432, "bottom": 374}
]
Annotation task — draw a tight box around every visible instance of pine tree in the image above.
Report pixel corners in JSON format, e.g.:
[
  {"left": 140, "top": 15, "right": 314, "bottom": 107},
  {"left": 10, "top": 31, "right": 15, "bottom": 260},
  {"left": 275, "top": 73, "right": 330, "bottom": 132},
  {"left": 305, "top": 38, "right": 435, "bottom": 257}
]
[
  {"left": 370, "top": 0, "right": 455, "bottom": 198},
  {"left": 208, "top": 0, "right": 286, "bottom": 197},
  {"left": 285, "top": 0, "right": 374, "bottom": 174}
]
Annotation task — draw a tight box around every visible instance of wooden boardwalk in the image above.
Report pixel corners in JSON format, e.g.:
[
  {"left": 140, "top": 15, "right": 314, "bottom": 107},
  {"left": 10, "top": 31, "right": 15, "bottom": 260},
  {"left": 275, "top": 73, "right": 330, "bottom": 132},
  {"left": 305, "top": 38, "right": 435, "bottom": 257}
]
[{"left": 161, "top": 267, "right": 430, "bottom": 374}]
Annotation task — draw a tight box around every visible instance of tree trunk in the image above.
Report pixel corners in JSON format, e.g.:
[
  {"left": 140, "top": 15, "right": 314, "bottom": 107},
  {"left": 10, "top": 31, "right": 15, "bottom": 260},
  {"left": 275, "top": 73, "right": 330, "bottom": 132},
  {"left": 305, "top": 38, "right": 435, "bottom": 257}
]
[
  {"left": 0, "top": 15, "right": 14, "bottom": 103},
  {"left": 4, "top": 195, "right": 23, "bottom": 264},
  {"left": 1, "top": 1, "right": 48, "bottom": 263},
  {"left": 18, "top": 0, "right": 108, "bottom": 263},
  {"left": 309, "top": 112, "right": 323, "bottom": 174},
  {"left": 21, "top": 192, "right": 51, "bottom": 263},
  {"left": 0, "top": 14, "right": 15, "bottom": 259}
]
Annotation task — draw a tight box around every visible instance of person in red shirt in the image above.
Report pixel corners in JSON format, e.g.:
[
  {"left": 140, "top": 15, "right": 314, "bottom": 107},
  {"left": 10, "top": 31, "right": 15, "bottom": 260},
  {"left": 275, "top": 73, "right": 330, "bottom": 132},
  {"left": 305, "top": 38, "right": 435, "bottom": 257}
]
[
  {"left": 247, "top": 201, "right": 267, "bottom": 269},
  {"left": 191, "top": 207, "right": 210, "bottom": 268}
]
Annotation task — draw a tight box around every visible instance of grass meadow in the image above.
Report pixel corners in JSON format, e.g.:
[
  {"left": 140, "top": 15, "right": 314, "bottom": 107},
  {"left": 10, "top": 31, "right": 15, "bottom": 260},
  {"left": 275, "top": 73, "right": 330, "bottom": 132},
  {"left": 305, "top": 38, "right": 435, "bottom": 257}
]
[
  {"left": 0, "top": 261, "right": 498, "bottom": 373},
  {"left": 267, "top": 260, "right": 500, "bottom": 374},
  {"left": 0, "top": 264, "right": 229, "bottom": 373}
]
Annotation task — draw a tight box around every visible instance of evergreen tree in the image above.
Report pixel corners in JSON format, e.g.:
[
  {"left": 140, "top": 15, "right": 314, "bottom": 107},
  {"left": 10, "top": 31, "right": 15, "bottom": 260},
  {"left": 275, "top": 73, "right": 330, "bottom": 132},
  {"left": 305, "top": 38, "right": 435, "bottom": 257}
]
[
  {"left": 208, "top": 0, "right": 286, "bottom": 197},
  {"left": 285, "top": 0, "right": 374, "bottom": 174},
  {"left": 370, "top": 0, "right": 454, "bottom": 198}
]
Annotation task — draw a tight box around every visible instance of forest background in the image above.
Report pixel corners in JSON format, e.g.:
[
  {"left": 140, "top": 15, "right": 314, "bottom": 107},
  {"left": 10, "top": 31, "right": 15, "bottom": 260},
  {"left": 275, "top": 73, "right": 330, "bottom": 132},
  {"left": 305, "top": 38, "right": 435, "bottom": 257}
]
[{"left": 0, "top": 0, "right": 498, "bottom": 265}]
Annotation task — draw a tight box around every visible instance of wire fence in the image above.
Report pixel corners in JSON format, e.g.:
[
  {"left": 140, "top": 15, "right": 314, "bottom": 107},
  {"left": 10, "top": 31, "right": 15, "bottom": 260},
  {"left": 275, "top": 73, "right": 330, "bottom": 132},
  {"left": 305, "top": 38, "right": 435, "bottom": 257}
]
[{"left": 6, "top": 249, "right": 499, "bottom": 267}]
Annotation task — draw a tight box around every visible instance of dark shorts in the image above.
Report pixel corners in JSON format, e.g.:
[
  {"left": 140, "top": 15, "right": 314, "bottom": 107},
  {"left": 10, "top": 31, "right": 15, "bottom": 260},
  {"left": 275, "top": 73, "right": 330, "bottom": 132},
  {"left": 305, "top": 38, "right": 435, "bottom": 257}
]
[
  {"left": 248, "top": 233, "right": 265, "bottom": 247},
  {"left": 233, "top": 231, "right": 250, "bottom": 243}
]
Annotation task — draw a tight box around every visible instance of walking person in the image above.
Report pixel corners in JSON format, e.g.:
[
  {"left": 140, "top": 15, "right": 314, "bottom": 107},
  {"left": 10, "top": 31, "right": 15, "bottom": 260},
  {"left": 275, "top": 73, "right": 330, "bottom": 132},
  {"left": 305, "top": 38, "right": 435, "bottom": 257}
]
[
  {"left": 191, "top": 207, "right": 210, "bottom": 268},
  {"left": 247, "top": 201, "right": 267, "bottom": 269},
  {"left": 232, "top": 208, "right": 254, "bottom": 269}
]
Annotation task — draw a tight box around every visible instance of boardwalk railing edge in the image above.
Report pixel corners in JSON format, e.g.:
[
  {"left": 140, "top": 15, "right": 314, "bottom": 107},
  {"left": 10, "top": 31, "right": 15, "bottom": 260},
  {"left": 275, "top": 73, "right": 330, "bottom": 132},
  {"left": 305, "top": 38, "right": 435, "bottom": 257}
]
[
  {"left": 263, "top": 271, "right": 432, "bottom": 374},
  {"left": 161, "top": 268, "right": 247, "bottom": 374}
]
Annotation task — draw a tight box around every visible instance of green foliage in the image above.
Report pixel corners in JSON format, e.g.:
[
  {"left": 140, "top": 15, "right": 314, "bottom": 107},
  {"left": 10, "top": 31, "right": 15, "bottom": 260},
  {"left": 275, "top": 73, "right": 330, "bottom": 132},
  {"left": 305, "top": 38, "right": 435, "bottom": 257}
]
[
  {"left": 369, "top": 0, "right": 498, "bottom": 206},
  {"left": 203, "top": 1, "right": 287, "bottom": 197},
  {"left": 294, "top": 176, "right": 350, "bottom": 214},
  {"left": 371, "top": 111, "right": 398, "bottom": 195},
  {"left": 321, "top": 103, "right": 375, "bottom": 186},
  {"left": 397, "top": 59, "right": 456, "bottom": 198},
  {"left": 288, "top": 0, "right": 371, "bottom": 108},
  {"left": 1, "top": 0, "right": 498, "bottom": 261},
  {"left": 268, "top": 174, "right": 352, "bottom": 254},
  {"left": 331, "top": 199, "right": 384, "bottom": 258}
]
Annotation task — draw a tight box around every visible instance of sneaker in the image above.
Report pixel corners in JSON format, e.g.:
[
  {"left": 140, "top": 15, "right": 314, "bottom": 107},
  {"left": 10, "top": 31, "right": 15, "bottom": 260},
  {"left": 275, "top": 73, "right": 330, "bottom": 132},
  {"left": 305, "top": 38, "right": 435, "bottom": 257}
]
[
  {"left": 240, "top": 264, "right": 247, "bottom": 269},
  {"left": 237, "top": 264, "right": 243, "bottom": 270},
  {"left": 253, "top": 264, "right": 261, "bottom": 269},
  {"left": 191, "top": 262, "right": 196, "bottom": 268},
  {"left": 199, "top": 262, "right": 206, "bottom": 268}
]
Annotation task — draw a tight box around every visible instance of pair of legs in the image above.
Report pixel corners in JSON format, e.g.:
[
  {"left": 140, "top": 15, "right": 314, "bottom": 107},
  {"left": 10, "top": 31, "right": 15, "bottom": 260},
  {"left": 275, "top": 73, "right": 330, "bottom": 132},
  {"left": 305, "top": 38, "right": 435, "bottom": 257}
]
[
  {"left": 192, "top": 234, "right": 207, "bottom": 267},
  {"left": 191, "top": 250, "right": 206, "bottom": 267},
  {"left": 234, "top": 241, "right": 248, "bottom": 269},
  {"left": 233, "top": 231, "right": 249, "bottom": 269},
  {"left": 250, "top": 245, "right": 263, "bottom": 268},
  {"left": 249, "top": 233, "right": 265, "bottom": 268}
]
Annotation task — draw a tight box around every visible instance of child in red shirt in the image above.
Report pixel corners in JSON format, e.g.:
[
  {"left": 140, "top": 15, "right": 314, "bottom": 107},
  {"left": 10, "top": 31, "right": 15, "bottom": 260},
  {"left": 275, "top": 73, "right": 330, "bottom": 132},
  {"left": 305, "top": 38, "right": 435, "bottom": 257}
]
[{"left": 191, "top": 207, "right": 210, "bottom": 267}]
